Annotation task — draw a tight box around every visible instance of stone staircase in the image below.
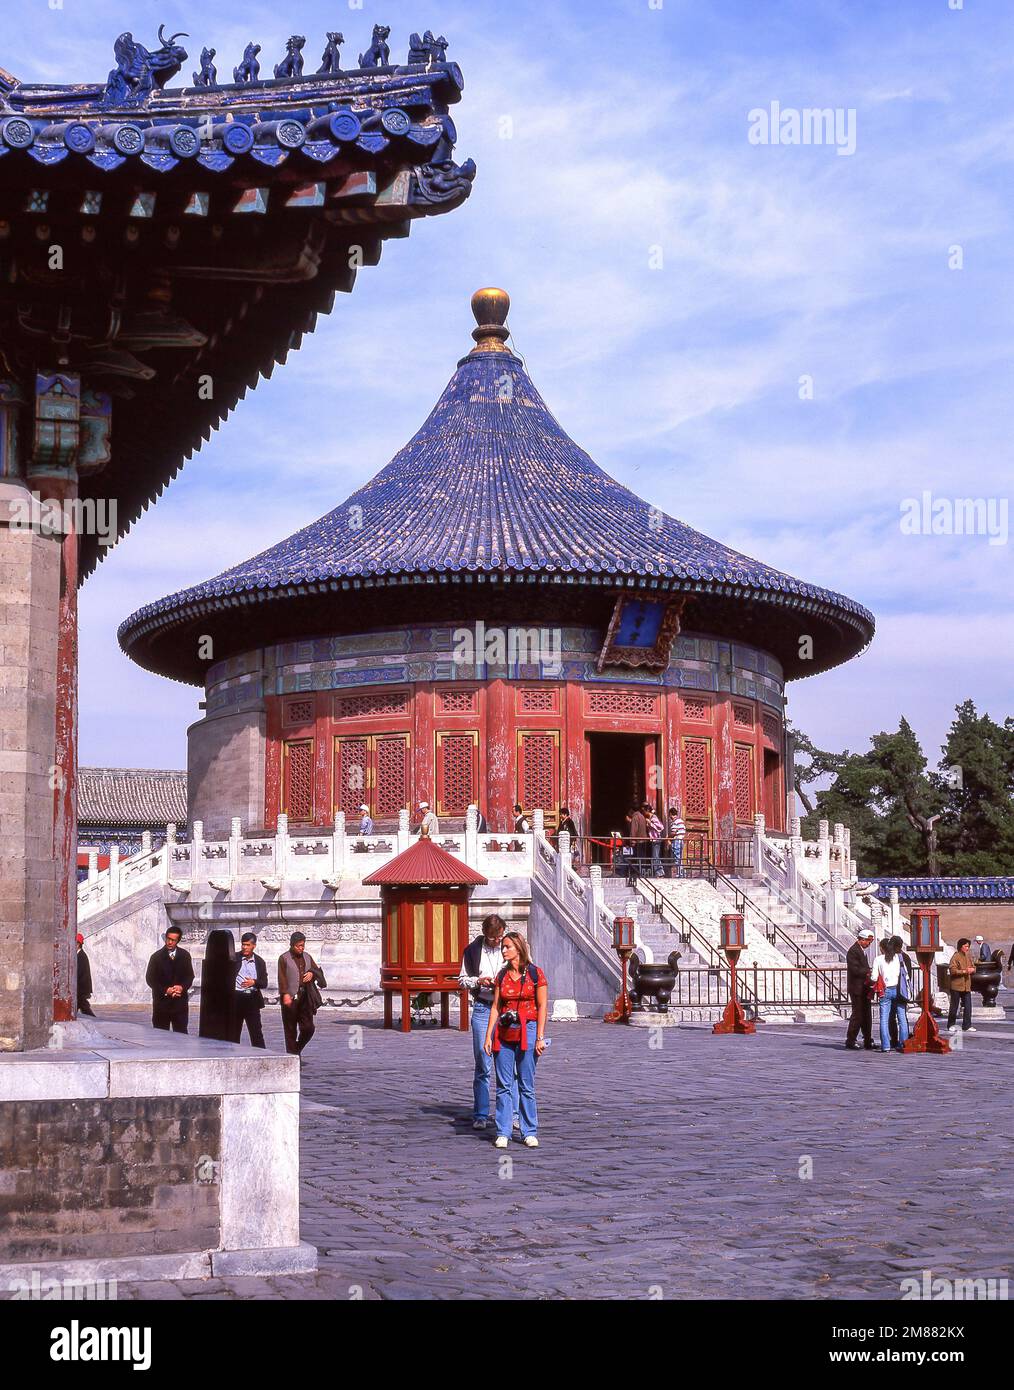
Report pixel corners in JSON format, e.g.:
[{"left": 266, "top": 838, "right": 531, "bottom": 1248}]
[
  {"left": 719, "top": 874, "right": 847, "bottom": 969},
  {"left": 598, "top": 877, "right": 712, "bottom": 970}
]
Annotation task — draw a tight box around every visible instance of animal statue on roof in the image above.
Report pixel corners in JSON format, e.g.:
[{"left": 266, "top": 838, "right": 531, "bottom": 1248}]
[
  {"left": 233, "top": 43, "right": 261, "bottom": 84},
  {"left": 102, "top": 27, "right": 189, "bottom": 106},
  {"left": 317, "top": 31, "right": 344, "bottom": 75},
  {"left": 358, "top": 25, "right": 391, "bottom": 68},
  {"left": 193, "top": 47, "right": 218, "bottom": 89},
  {"left": 407, "top": 31, "right": 449, "bottom": 65},
  {"left": 274, "top": 35, "right": 306, "bottom": 81}
]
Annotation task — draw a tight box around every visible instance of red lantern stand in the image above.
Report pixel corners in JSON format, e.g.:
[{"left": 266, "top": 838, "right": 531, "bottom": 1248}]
[
  {"left": 903, "top": 909, "right": 950, "bottom": 1054},
  {"left": 604, "top": 916, "right": 636, "bottom": 1024},
  {"left": 713, "top": 912, "right": 756, "bottom": 1035},
  {"left": 364, "top": 836, "right": 487, "bottom": 1033}
]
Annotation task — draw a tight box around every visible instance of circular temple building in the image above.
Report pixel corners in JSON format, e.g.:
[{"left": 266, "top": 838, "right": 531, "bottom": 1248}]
[{"left": 119, "top": 289, "right": 874, "bottom": 846}]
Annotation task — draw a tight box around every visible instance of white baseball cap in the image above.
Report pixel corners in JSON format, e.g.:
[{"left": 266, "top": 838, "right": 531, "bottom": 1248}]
[
  {"left": 974, "top": 935, "right": 984, "bottom": 942},
  {"left": 359, "top": 804, "right": 369, "bottom": 812},
  {"left": 858, "top": 928, "right": 875, "bottom": 939},
  {"left": 419, "top": 800, "right": 429, "bottom": 808}
]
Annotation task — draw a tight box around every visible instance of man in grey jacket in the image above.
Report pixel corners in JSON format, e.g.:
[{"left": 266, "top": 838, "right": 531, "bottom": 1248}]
[{"left": 278, "top": 931, "right": 327, "bottom": 1057}]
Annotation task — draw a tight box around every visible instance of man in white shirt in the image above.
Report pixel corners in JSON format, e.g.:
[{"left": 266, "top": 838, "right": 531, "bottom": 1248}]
[
  {"left": 458, "top": 915, "right": 507, "bottom": 1129},
  {"left": 358, "top": 803, "right": 374, "bottom": 836},
  {"left": 416, "top": 800, "right": 439, "bottom": 838}
]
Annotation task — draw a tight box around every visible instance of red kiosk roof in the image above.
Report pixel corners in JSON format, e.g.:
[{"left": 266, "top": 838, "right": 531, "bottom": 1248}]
[{"left": 362, "top": 838, "right": 487, "bottom": 886}]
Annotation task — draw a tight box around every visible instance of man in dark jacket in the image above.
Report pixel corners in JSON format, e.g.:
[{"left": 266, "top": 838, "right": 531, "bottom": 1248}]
[
  {"left": 277, "top": 932, "right": 327, "bottom": 1057},
  {"left": 845, "top": 927, "right": 875, "bottom": 1050},
  {"left": 145, "top": 927, "right": 195, "bottom": 1033},
  {"left": 231, "top": 931, "right": 268, "bottom": 1048},
  {"left": 76, "top": 934, "right": 95, "bottom": 1016}
]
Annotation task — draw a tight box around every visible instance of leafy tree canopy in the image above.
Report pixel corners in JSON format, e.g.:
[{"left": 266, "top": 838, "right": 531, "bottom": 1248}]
[{"left": 791, "top": 701, "right": 1014, "bottom": 876}]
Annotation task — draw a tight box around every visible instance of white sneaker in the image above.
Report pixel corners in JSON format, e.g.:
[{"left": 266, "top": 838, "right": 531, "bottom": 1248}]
[
  {"left": 472, "top": 1119, "right": 487, "bottom": 1130},
  {"left": 494, "top": 1136, "right": 508, "bottom": 1149},
  {"left": 523, "top": 1136, "right": 539, "bottom": 1148},
  {"left": 966, "top": 1026, "right": 977, "bottom": 1033},
  {"left": 948, "top": 1024, "right": 959, "bottom": 1033}
]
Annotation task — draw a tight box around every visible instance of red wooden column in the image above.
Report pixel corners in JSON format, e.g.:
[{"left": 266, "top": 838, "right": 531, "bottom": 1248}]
[
  {"left": 485, "top": 677, "right": 513, "bottom": 831},
  {"left": 563, "top": 681, "right": 585, "bottom": 830},
  {"left": 50, "top": 477, "right": 78, "bottom": 1022},
  {"left": 414, "top": 682, "right": 435, "bottom": 808},
  {"left": 712, "top": 695, "right": 736, "bottom": 842},
  {"left": 664, "top": 689, "right": 682, "bottom": 814},
  {"left": 313, "top": 691, "right": 330, "bottom": 827}
]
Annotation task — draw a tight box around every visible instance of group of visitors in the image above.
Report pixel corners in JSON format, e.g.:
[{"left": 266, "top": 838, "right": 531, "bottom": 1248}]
[
  {"left": 622, "top": 802, "right": 686, "bottom": 882},
  {"left": 845, "top": 927, "right": 987, "bottom": 1052},
  {"left": 144, "top": 926, "right": 326, "bottom": 1060}
]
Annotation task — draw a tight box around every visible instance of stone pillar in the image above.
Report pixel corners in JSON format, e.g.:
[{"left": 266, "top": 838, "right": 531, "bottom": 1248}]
[
  {"left": 87, "top": 848, "right": 98, "bottom": 881},
  {"left": 141, "top": 830, "right": 152, "bottom": 856},
  {"left": 396, "top": 808, "right": 409, "bottom": 854},
  {"left": 335, "top": 810, "right": 347, "bottom": 870},
  {"left": 0, "top": 474, "right": 62, "bottom": 1049},
  {"left": 465, "top": 803, "right": 478, "bottom": 867},
  {"left": 274, "top": 813, "right": 288, "bottom": 880}
]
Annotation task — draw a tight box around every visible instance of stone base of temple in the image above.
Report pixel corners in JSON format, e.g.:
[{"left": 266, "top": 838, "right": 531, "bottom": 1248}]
[
  {"left": 932, "top": 991, "right": 1006, "bottom": 1022},
  {"left": 0, "top": 1021, "right": 315, "bottom": 1284}
]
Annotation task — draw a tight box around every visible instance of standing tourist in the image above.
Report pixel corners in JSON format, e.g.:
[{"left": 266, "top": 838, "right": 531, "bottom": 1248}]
[
  {"left": 483, "top": 932, "right": 548, "bottom": 1148},
  {"left": 646, "top": 804, "right": 665, "bottom": 877},
  {"left": 278, "top": 931, "right": 327, "bottom": 1058},
  {"left": 76, "top": 933, "right": 95, "bottom": 1017},
  {"left": 974, "top": 934, "right": 992, "bottom": 962},
  {"left": 666, "top": 804, "right": 686, "bottom": 878},
  {"left": 947, "top": 937, "right": 977, "bottom": 1035},
  {"left": 231, "top": 931, "right": 268, "bottom": 1049},
  {"left": 358, "top": 804, "right": 374, "bottom": 836},
  {"left": 557, "top": 805, "right": 579, "bottom": 864},
  {"left": 870, "top": 935, "right": 910, "bottom": 1053},
  {"left": 845, "top": 927, "right": 875, "bottom": 1050},
  {"left": 416, "top": 800, "right": 439, "bottom": 838},
  {"left": 627, "top": 803, "right": 648, "bottom": 884},
  {"left": 458, "top": 914, "right": 508, "bottom": 1129},
  {"left": 145, "top": 927, "right": 194, "bottom": 1034},
  {"left": 513, "top": 803, "right": 530, "bottom": 833}
]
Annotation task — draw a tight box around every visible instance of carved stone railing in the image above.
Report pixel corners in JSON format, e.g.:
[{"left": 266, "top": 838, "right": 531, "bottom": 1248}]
[{"left": 78, "top": 804, "right": 539, "bottom": 921}]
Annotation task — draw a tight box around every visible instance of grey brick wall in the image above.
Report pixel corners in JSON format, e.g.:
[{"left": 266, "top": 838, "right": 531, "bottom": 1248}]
[{"left": 0, "top": 1096, "right": 221, "bottom": 1261}]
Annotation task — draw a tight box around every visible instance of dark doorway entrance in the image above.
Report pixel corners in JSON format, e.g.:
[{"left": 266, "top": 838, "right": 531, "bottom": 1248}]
[
  {"left": 587, "top": 732, "right": 657, "bottom": 842},
  {"left": 763, "top": 747, "right": 781, "bottom": 830}
]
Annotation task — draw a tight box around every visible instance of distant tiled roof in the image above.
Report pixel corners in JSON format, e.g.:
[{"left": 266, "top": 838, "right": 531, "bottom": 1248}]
[
  {"left": 872, "top": 877, "right": 1014, "bottom": 903},
  {"left": 78, "top": 767, "right": 187, "bottom": 828},
  {"left": 119, "top": 293, "right": 875, "bottom": 685},
  {"left": 362, "top": 837, "right": 487, "bottom": 885}
]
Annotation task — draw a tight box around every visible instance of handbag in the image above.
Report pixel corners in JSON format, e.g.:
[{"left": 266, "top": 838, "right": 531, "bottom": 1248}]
[{"left": 873, "top": 973, "right": 886, "bottom": 998}]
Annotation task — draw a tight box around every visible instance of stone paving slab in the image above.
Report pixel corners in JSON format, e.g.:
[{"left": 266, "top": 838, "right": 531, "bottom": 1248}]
[{"left": 90, "top": 1007, "right": 1014, "bottom": 1301}]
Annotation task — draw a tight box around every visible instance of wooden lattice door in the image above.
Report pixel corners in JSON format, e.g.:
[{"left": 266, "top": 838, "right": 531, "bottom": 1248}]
[
  {"left": 680, "top": 735, "right": 713, "bottom": 840},
  {"left": 517, "top": 730, "right": 560, "bottom": 830},
  {"left": 334, "top": 733, "right": 409, "bottom": 821},
  {"left": 435, "top": 731, "right": 478, "bottom": 817},
  {"left": 282, "top": 738, "right": 314, "bottom": 822}
]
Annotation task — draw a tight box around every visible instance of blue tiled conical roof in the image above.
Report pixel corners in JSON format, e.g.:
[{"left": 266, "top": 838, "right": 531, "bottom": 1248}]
[{"left": 119, "top": 289, "right": 874, "bottom": 683}]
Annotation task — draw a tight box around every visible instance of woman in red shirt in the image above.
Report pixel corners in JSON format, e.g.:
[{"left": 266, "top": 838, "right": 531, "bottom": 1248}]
[{"left": 483, "top": 932, "right": 548, "bottom": 1148}]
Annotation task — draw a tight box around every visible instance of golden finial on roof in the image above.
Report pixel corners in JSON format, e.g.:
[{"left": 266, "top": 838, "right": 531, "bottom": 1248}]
[{"left": 469, "top": 286, "right": 513, "bottom": 355}]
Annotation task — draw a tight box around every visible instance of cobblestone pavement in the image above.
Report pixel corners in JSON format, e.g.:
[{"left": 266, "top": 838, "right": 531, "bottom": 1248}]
[{"left": 110, "top": 1000, "right": 1014, "bottom": 1301}]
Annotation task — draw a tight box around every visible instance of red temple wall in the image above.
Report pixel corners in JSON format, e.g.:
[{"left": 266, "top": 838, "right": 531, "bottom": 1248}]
[{"left": 261, "top": 680, "right": 785, "bottom": 840}]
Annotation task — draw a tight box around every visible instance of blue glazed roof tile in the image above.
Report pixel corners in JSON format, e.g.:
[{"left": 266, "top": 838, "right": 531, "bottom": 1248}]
[{"left": 873, "top": 877, "right": 1014, "bottom": 903}]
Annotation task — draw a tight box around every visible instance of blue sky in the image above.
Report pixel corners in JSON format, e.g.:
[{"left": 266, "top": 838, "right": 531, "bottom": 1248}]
[{"left": 15, "top": 0, "right": 1013, "bottom": 770}]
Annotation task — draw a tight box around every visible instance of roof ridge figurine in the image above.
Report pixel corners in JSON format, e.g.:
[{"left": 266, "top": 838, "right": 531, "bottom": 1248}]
[
  {"left": 359, "top": 25, "right": 391, "bottom": 69},
  {"left": 233, "top": 42, "right": 261, "bottom": 84},
  {"left": 102, "top": 27, "right": 188, "bottom": 107},
  {"left": 318, "top": 32, "right": 344, "bottom": 76},
  {"left": 273, "top": 36, "right": 306, "bottom": 82},
  {"left": 193, "top": 47, "right": 217, "bottom": 90}
]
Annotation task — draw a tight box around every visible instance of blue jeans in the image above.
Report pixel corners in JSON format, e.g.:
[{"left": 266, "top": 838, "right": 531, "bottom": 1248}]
[
  {"left": 879, "top": 986, "right": 909, "bottom": 1051},
  {"left": 494, "top": 1023, "right": 539, "bottom": 1139},
  {"left": 668, "top": 840, "right": 683, "bottom": 877},
  {"left": 650, "top": 840, "right": 662, "bottom": 875},
  {"left": 471, "top": 1001, "right": 494, "bottom": 1120}
]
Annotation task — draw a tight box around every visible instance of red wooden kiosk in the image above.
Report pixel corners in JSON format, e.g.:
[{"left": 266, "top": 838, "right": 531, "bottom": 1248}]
[{"left": 364, "top": 834, "right": 487, "bottom": 1033}]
